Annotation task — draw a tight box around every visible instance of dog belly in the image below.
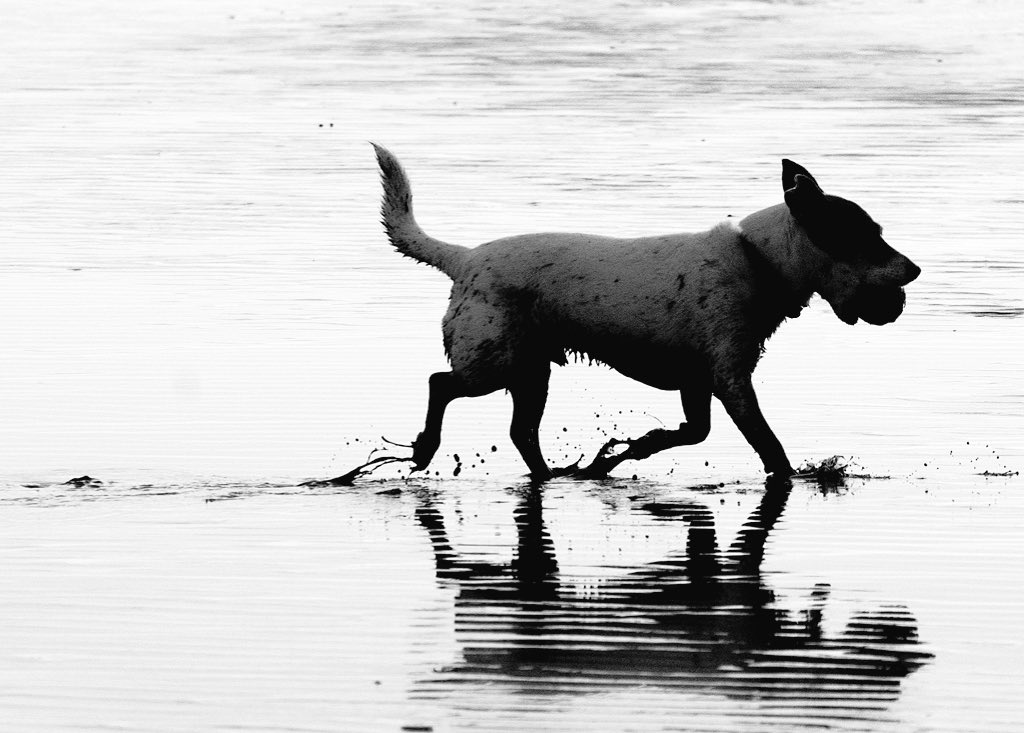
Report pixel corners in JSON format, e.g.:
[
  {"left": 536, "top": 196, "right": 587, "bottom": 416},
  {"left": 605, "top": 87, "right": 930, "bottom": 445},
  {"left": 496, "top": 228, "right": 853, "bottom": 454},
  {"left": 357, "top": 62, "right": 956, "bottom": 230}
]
[
  {"left": 607, "top": 358, "right": 685, "bottom": 390},
  {"left": 564, "top": 338, "right": 700, "bottom": 390}
]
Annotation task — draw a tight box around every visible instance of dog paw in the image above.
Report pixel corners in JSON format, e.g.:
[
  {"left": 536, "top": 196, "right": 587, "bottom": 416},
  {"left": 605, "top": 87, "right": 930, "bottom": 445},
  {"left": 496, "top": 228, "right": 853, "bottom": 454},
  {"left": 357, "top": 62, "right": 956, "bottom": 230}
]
[
  {"left": 574, "top": 464, "right": 614, "bottom": 480},
  {"left": 546, "top": 456, "right": 616, "bottom": 480},
  {"left": 410, "top": 431, "right": 441, "bottom": 471},
  {"left": 549, "top": 460, "right": 581, "bottom": 478},
  {"left": 766, "top": 463, "right": 795, "bottom": 481}
]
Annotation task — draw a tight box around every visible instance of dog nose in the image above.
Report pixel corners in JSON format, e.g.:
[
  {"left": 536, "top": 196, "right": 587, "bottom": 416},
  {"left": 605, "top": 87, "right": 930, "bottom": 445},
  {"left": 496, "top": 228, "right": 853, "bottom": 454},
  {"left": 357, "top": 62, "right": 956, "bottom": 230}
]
[{"left": 903, "top": 260, "right": 921, "bottom": 284}]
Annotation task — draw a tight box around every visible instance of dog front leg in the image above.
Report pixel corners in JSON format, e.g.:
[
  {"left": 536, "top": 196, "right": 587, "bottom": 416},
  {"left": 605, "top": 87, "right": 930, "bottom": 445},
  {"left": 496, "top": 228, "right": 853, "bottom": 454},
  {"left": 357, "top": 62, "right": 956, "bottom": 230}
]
[
  {"left": 576, "top": 428, "right": 682, "bottom": 477},
  {"left": 572, "top": 379, "right": 712, "bottom": 478},
  {"left": 715, "top": 376, "right": 794, "bottom": 478}
]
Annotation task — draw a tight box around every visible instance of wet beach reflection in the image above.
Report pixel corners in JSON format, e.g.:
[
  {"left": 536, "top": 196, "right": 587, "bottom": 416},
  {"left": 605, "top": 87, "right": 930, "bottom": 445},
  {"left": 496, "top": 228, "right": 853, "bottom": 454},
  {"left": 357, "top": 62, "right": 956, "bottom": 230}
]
[{"left": 413, "top": 480, "right": 931, "bottom": 717}]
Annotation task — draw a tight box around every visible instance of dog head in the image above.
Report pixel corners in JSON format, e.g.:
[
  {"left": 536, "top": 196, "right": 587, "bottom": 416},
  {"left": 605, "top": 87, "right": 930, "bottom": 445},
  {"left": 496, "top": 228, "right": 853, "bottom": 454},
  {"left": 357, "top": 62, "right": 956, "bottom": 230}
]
[{"left": 783, "top": 160, "right": 920, "bottom": 325}]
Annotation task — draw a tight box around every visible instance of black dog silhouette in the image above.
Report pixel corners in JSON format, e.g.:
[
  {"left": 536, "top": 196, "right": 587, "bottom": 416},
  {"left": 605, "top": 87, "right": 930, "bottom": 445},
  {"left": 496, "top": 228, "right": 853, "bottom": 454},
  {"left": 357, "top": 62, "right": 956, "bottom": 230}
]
[{"left": 372, "top": 146, "right": 920, "bottom": 480}]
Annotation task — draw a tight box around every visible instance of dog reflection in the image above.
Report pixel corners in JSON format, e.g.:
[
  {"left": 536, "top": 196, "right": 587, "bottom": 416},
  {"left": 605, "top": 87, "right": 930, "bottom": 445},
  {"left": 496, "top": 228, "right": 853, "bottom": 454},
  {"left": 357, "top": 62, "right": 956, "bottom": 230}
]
[{"left": 414, "top": 481, "right": 930, "bottom": 703}]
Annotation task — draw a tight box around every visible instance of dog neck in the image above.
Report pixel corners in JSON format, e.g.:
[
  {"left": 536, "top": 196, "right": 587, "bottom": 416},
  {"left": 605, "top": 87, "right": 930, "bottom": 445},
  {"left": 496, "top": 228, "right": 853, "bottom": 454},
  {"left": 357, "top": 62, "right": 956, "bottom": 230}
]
[{"left": 735, "top": 204, "right": 815, "bottom": 319}]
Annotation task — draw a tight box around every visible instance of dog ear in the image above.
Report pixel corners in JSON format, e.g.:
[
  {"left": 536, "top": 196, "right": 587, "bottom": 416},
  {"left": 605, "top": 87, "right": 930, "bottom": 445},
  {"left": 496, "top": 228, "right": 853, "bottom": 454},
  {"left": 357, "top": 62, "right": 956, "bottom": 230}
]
[
  {"left": 781, "top": 159, "right": 822, "bottom": 193},
  {"left": 784, "top": 172, "right": 826, "bottom": 223}
]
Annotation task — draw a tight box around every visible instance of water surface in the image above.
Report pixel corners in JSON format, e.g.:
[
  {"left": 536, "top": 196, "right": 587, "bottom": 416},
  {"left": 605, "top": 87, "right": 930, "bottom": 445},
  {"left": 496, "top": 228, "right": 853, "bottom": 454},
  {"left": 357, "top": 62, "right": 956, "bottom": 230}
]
[{"left": 1, "top": 0, "right": 1022, "bottom": 730}]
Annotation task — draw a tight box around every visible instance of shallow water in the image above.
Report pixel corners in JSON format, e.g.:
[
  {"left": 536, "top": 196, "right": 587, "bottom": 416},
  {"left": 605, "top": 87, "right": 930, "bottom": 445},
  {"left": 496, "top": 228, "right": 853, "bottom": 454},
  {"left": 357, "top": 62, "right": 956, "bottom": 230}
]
[
  {"left": 3, "top": 474, "right": 1023, "bottom": 732},
  {"left": 2, "top": 0, "right": 1023, "bottom": 730}
]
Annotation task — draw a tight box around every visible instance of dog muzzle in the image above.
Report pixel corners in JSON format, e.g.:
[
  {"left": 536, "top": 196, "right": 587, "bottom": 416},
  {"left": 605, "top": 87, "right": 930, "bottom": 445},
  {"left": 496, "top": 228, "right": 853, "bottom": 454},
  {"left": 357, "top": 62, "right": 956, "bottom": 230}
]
[{"left": 855, "top": 285, "right": 907, "bottom": 325}]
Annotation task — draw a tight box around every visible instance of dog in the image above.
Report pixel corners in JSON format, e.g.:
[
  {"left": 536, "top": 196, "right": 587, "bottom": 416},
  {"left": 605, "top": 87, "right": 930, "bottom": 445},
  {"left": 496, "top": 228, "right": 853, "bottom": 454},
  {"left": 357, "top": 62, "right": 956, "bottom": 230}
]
[{"left": 370, "top": 144, "right": 920, "bottom": 480}]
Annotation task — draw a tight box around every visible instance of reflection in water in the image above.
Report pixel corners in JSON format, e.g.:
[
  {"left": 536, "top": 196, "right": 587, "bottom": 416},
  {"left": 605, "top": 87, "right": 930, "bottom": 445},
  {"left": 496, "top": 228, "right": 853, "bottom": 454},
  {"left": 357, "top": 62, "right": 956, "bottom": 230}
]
[{"left": 414, "top": 481, "right": 930, "bottom": 714}]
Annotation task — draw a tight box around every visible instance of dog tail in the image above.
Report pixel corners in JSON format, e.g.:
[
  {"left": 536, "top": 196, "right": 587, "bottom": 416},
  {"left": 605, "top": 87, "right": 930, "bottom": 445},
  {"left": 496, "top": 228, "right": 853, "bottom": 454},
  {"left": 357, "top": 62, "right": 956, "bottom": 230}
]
[{"left": 371, "top": 143, "right": 469, "bottom": 279}]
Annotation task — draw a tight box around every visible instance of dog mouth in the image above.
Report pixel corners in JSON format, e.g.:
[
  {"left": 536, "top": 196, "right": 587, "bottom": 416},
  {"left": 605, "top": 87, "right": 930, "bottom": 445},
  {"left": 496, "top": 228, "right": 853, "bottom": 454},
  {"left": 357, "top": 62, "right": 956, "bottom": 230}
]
[{"left": 854, "top": 285, "right": 907, "bottom": 325}]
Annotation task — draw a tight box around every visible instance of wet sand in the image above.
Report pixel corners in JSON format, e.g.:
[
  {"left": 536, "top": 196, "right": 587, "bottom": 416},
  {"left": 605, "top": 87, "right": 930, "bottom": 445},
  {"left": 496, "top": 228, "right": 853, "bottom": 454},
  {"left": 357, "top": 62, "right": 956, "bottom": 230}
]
[{"left": 1, "top": 0, "right": 1023, "bottom": 730}]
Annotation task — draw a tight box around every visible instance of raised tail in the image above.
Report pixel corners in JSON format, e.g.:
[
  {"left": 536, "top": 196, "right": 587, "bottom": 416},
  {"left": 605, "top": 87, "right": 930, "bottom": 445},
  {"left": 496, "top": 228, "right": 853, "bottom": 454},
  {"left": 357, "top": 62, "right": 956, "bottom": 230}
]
[{"left": 371, "top": 143, "right": 469, "bottom": 279}]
